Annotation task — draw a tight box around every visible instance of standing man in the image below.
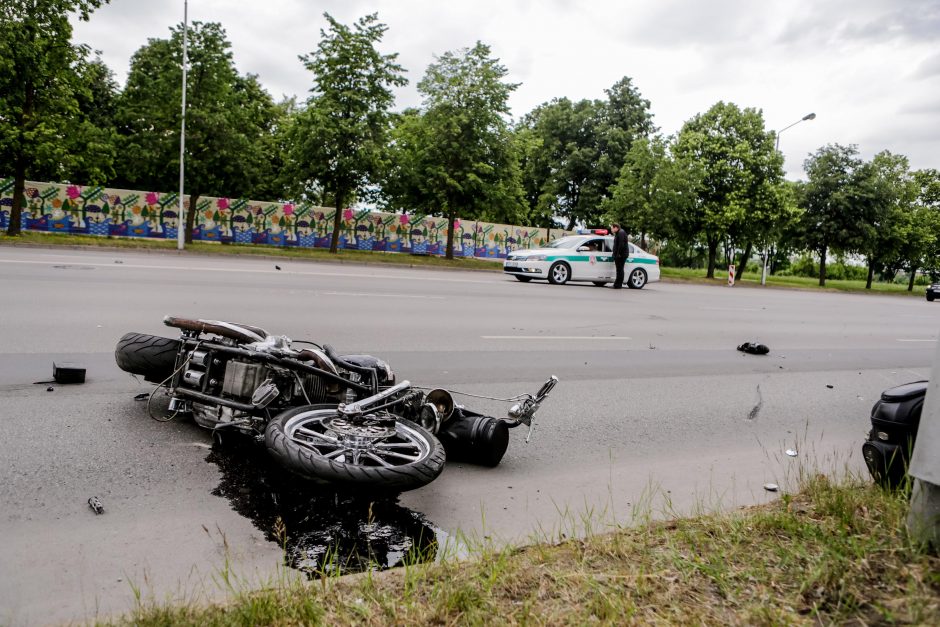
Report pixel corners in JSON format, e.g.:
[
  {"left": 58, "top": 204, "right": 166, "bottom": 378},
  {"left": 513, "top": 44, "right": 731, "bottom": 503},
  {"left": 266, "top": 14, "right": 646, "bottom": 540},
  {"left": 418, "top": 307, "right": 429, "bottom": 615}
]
[{"left": 611, "top": 223, "right": 629, "bottom": 289}]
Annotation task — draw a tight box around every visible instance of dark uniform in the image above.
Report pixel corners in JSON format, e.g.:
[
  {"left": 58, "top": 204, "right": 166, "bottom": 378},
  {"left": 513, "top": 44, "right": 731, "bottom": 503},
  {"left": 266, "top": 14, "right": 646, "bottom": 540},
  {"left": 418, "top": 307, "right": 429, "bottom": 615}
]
[{"left": 612, "top": 228, "right": 629, "bottom": 289}]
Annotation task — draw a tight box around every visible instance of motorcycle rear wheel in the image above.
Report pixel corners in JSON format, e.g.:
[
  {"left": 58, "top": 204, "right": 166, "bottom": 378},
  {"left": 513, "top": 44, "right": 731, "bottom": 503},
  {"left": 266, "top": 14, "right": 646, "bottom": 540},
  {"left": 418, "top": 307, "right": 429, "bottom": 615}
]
[
  {"left": 115, "top": 332, "right": 181, "bottom": 384},
  {"left": 265, "top": 404, "right": 445, "bottom": 492}
]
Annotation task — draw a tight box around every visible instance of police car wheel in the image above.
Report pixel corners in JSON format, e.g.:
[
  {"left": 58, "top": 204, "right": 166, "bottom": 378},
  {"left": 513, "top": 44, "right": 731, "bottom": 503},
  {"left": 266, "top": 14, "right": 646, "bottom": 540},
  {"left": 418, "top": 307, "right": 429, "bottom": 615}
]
[
  {"left": 515, "top": 276, "right": 532, "bottom": 282},
  {"left": 548, "top": 262, "right": 570, "bottom": 285},
  {"left": 627, "top": 268, "right": 647, "bottom": 289},
  {"left": 928, "top": 293, "right": 935, "bottom": 301}
]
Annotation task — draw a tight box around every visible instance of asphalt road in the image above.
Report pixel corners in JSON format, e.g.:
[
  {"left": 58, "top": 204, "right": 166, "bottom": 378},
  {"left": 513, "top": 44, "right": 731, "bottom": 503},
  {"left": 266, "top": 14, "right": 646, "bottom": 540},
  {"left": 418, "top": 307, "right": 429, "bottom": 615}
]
[{"left": 1, "top": 245, "right": 937, "bottom": 625}]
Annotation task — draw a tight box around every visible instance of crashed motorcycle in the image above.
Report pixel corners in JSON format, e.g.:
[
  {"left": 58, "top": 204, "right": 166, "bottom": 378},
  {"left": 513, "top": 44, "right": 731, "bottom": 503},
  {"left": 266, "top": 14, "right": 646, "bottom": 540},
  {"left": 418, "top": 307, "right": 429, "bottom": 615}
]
[
  {"left": 115, "top": 316, "right": 557, "bottom": 492},
  {"left": 862, "top": 380, "right": 924, "bottom": 488}
]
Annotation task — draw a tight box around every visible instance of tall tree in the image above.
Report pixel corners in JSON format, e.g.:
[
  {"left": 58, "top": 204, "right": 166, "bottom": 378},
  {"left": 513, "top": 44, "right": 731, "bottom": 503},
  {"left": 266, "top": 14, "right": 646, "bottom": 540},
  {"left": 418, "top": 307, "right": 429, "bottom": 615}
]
[
  {"left": 116, "top": 21, "right": 278, "bottom": 242},
  {"left": 595, "top": 77, "right": 657, "bottom": 204},
  {"left": 0, "top": 0, "right": 108, "bottom": 235},
  {"left": 290, "top": 13, "right": 406, "bottom": 254},
  {"left": 602, "top": 136, "right": 673, "bottom": 248},
  {"left": 519, "top": 98, "right": 604, "bottom": 229},
  {"left": 858, "top": 152, "right": 916, "bottom": 289},
  {"left": 672, "top": 102, "right": 782, "bottom": 278},
  {"left": 799, "top": 144, "right": 871, "bottom": 286},
  {"left": 414, "top": 41, "right": 524, "bottom": 257},
  {"left": 909, "top": 169, "right": 940, "bottom": 285}
]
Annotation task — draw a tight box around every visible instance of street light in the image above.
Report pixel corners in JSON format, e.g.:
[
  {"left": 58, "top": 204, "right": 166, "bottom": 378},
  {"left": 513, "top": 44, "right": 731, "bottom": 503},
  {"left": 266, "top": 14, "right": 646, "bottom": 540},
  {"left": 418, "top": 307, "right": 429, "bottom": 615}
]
[
  {"left": 177, "top": 0, "right": 188, "bottom": 251},
  {"left": 762, "top": 112, "right": 816, "bottom": 285},
  {"left": 775, "top": 112, "right": 816, "bottom": 152}
]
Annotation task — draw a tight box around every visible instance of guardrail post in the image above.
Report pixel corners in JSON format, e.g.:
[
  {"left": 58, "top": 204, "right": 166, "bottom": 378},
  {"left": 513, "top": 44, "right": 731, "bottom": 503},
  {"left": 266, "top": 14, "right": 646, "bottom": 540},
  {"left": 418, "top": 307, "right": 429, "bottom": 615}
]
[{"left": 908, "top": 335, "right": 940, "bottom": 549}]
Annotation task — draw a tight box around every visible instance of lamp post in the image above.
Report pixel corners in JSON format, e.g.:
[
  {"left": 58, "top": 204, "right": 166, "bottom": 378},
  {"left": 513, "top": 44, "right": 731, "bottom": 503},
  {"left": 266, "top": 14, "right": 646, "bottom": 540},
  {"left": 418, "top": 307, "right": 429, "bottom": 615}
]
[
  {"left": 761, "top": 112, "right": 816, "bottom": 285},
  {"left": 177, "top": 0, "right": 188, "bottom": 251}
]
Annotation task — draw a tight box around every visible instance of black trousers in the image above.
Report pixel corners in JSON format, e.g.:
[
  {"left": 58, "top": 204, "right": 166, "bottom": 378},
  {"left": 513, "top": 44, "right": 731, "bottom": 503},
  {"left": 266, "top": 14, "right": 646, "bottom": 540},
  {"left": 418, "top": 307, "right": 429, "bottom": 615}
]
[{"left": 613, "top": 256, "right": 627, "bottom": 288}]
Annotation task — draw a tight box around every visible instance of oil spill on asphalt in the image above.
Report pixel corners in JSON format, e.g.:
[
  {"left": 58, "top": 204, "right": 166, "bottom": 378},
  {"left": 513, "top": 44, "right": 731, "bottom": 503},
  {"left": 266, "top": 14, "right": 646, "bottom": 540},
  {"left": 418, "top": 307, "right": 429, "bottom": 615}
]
[{"left": 206, "top": 437, "right": 443, "bottom": 578}]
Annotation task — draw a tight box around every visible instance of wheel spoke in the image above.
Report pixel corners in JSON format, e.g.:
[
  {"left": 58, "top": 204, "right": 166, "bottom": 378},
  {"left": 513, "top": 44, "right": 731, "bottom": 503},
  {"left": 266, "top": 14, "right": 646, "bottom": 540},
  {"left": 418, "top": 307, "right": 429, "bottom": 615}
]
[
  {"left": 375, "top": 441, "right": 419, "bottom": 450},
  {"left": 324, "top": 448, "right": 350, "bottom": 459},
  {"left": 295, "top": 426, "right": 341, "bottom": 445},
  {"left": 373, "top": 449, "right": 420, "bottom": 462}
]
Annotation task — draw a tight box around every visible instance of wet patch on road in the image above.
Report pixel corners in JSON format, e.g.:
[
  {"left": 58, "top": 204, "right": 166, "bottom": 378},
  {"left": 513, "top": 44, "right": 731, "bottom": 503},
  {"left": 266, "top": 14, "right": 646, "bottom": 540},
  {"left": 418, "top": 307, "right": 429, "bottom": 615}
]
[{"left": 207, "top": 437, "right": 443, "bottom": 578}]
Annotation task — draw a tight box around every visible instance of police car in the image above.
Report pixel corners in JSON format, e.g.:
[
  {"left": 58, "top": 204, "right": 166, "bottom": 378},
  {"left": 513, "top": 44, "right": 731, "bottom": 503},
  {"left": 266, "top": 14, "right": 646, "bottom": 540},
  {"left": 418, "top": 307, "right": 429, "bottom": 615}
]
[{"left": 503, "top": 231, "right": 660, "bottom": 288}]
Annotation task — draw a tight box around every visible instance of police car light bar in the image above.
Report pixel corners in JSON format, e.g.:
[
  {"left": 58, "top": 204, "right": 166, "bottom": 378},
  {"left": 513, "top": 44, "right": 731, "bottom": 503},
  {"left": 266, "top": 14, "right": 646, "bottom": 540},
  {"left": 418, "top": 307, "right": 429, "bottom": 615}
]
[{"left": 577, "top": 228, "right": 608, "bottom": 235}]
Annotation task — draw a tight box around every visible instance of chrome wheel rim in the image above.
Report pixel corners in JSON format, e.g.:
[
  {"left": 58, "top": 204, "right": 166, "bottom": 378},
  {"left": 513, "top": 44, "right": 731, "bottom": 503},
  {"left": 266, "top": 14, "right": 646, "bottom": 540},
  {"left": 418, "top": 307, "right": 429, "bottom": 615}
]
[
  {"left": 552, "top": 264, "right": 569, "bottom": 283},
  {"left": 284, "top": 408, "right": 430, "bottom": 468},
  {"left": 630, "top": 269, "right": 645, "bottom": 287}
]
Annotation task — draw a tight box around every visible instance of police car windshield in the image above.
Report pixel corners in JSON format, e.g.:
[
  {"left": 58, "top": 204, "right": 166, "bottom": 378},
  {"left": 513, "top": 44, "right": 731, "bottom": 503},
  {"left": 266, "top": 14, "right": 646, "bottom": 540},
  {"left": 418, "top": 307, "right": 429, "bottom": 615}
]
[{"left": 544, "top": 237, "right": 582, "bottom": 249}]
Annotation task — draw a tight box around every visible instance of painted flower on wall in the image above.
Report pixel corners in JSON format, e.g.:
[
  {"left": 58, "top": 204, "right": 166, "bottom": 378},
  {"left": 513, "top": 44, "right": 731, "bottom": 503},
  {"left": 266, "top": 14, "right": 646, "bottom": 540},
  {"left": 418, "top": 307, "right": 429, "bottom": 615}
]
[
  {"left": 145, "top": 192, "right": 159, "bottom": 206},
  {"left": 283, "top": 203, "right": 294, "bottom": 216},
  {"left": 217, "top": 197, "right": 230, "bottom": 211},
  {"left": 399, "top": 214, "right": 409, "bottom": 225},
  {"left": 343, "top": 208, "right": 354, "bottom": 221},
  {"left": 66, "top": 185, "right": 81, "bottom": 200}
]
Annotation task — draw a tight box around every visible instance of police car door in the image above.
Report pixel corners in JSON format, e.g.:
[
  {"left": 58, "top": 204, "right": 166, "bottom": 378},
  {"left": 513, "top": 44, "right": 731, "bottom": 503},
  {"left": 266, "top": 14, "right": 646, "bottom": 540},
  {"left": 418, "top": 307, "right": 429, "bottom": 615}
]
[
  {"left": 595, "top": 237, "right": 615, "bottom": 280},
  {"left": 574, "top": 238, "right": 607, "bottom": 280}
]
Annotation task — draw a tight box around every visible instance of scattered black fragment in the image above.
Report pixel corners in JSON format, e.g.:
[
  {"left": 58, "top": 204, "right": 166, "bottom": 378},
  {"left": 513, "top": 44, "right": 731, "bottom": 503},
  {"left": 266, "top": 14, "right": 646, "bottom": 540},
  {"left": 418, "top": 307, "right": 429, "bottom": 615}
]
[
  {"left": 275, "top": 265, "right": 282, "bottom": 270},
  {"left": 114, "top": 260, "right": 123, "bottom": 264},
  {"left": 88, "top": 496, "right": 104, "bottom": 514},
  {"left": 46, "top": 386, "right": 54, "bottom": 392},
  {"left": 134, "top": 392, "right": 150, "bottom": 401},
  {"left": 826, "top": 384, "right": 834, "bottom": 389},
  {"left": 737, "top": 342, "right": 769, "bottom": 355}
]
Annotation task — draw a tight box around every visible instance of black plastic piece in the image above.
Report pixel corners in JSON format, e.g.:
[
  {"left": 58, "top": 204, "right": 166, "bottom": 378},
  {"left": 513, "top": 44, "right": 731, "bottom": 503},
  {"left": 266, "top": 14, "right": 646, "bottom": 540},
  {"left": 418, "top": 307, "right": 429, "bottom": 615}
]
[{"left": 53, "top": 362, "right": 86, "bottom": 384}]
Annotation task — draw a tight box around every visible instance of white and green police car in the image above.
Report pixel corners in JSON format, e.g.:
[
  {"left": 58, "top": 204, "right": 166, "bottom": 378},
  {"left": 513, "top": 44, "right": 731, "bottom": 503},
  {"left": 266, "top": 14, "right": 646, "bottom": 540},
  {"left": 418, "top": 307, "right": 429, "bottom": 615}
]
[{"left": 503, "top": 233, "right": 660, "bottom": 288}]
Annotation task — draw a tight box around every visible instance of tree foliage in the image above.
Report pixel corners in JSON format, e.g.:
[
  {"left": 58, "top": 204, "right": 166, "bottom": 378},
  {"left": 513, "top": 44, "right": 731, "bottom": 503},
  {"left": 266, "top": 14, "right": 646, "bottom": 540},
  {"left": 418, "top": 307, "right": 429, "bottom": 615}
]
[
  {"left": 799, "top": 144, "right": 875, "bottom": 286},
  {"left": 289, "top": 13, "right": 406, "bottom": 253},
  {"left": 394, "top": 41, "right": 524, "bottom": 258},
  {"left": 672, "top": 102, "right": 782, "bottom": 278},
  {"left": 116, "top": 21, "right": 278, "bottom": 242},
  {"left": 0, "top": 0, "right": 109, "bottom": 235}
]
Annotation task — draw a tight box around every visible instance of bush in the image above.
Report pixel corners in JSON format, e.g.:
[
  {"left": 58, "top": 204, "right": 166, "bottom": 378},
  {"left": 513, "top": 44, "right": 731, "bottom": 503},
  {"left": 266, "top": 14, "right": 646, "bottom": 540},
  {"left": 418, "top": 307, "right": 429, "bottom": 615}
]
[{"left": 776, "top": 255, "right": 868, "bottom": 281}]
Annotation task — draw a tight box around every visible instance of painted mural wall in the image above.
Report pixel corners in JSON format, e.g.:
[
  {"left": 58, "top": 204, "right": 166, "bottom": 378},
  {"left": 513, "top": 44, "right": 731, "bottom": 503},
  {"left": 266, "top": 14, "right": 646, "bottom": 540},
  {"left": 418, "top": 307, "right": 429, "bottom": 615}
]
[{"left": 0, "top": 179, "right": 570, "bottom": 258}]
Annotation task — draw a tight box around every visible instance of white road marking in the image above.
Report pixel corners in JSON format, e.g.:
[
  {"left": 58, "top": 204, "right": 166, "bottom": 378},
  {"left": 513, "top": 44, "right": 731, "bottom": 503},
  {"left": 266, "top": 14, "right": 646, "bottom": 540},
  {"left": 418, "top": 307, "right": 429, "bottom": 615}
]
[
  {"left": 896, "top": 339, "right": 937, "bottom": 342},
  {"left": 320, "top": 291, "right": 445, "bottom": 299},
  {"left": 481, "top": 335, "right": 631, "bottom": 340},
  {"left": 701, "top": 307, "right": 764, "bottom": 312}
]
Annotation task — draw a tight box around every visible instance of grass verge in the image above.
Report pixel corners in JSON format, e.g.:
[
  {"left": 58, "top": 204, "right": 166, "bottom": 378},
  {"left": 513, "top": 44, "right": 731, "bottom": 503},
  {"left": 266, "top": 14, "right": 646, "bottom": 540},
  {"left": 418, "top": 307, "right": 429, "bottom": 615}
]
[
  {"left": 108, "top": 474, "right": 939, "bottom": 626},
  {"left": 661, "top": 266, "right": 928, "bottom": 296}
]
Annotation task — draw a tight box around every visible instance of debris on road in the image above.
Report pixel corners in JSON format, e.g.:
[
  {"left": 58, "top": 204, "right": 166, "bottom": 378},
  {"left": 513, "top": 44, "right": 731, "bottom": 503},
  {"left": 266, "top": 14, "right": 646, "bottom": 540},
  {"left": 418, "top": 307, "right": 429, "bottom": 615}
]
[
  {"left": 88, "top": 496, "right": 105, "bottom": 514},
  {"left": 46, "top": 386, "right": 54, "bottom": 392},
  {"left": 134, "top": 392, "right": 149, "bottom": 401},
  {"left": 826, "top": 384, "right": 834, "bottom": 389},
  {"left": 275, "top": 265, "right": 282, "bottom": 270},
  {"left": 786, "top": 449, "right": 798, "bottom": 457},
  {"left": 53, "top": 362, "right": 86, "bottom": 384},
  {"left": 737, "top": 341, "right": 769, "bottom": 355},
  {"left": 763, "top": 483, "right": 779, "bottom": 492}
]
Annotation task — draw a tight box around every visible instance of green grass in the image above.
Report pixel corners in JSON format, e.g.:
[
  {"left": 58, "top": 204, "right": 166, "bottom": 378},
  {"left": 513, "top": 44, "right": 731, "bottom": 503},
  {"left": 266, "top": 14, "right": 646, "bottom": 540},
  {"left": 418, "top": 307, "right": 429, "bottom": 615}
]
[
  {"left": 661, "top": 266, "right": 927, "bottom": 296},
  {"left": 1, "top": 231, "right": 929, "bottom": 295},
  {"left": 105, "top": 473, "right": 939, "bottom": 626}
]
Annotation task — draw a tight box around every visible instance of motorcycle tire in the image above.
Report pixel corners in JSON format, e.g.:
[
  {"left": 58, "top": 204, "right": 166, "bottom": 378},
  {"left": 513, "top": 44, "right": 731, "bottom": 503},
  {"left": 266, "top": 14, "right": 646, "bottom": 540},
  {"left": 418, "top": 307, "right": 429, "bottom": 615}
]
[
  {"left": 265, "top": 404, "right": 445, "bottom": 492},
  {"left": 115, "top": 332, "right": 181, "bottom": 384}
]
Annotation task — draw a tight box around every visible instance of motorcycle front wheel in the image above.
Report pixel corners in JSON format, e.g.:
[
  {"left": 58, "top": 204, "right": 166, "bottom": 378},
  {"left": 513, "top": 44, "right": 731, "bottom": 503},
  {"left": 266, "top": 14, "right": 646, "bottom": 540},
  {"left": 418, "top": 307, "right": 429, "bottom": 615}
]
[
  {"left": 115, "top": 332, "right": 181, "bottom": 384},
  {"left": 265, "top": 404, "right": 445, "bottom": 492}
]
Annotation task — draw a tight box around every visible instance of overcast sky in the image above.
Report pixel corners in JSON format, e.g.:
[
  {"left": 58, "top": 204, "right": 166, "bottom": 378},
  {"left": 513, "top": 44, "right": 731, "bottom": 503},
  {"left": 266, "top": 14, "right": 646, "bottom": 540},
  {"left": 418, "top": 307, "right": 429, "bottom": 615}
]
[{"left": 72, "top": 0, "right": 940, "bottom": 179}]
